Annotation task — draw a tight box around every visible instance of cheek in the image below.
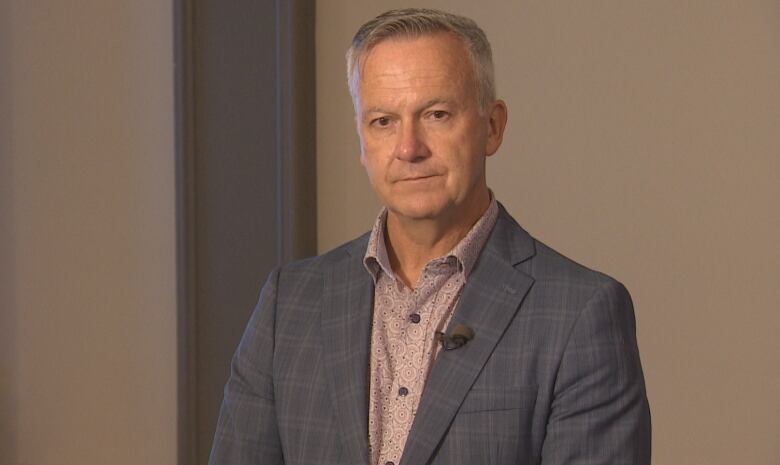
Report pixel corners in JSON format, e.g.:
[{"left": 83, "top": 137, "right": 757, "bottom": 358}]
[
  {"left": 359, "top": 154, "right": 385, "bottom": 187},
  {"left": 448, "top": 150, "right": 486, "bottom": 190}
]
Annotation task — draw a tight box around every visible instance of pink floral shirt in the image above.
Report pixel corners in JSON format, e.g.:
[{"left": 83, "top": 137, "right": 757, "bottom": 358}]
[{"left": 363, "top": 197, "right": 499, "bottom": 465}]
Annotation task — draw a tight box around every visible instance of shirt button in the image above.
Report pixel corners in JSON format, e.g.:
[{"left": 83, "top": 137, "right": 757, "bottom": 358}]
[
  {"left": 398, "top": 387, "right": 409, "bottom": 396},
  {"left": 409, "top": 313, "right": 421, "bottom": 323}
]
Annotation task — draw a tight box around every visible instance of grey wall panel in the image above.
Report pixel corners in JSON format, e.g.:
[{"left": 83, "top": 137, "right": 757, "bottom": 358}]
[{"left": 175, "top": 1, "right": 315, "bottom": 463}]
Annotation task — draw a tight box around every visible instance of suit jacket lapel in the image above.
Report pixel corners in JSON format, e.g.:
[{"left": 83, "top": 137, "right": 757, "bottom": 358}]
[
  {"left": 400, "top": 208, "right": 537, "bottom": 465},
  {"left": 321, "top": 236, "right": 373, "bottom": 465}
]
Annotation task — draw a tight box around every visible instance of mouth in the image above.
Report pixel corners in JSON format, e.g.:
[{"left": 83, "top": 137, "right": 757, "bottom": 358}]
[{"left": 398, "top": 174, "right": 439, "bottom": 182}]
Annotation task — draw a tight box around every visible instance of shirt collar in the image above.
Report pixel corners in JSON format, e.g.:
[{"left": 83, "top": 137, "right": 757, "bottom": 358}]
[{"left": 363, "top": 193, "right": 499, "bottom": 284}]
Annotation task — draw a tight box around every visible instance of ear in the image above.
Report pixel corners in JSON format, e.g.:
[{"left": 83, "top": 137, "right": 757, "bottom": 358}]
[{"left": 484, "top": 100, "right": 508, "bottom": 157}]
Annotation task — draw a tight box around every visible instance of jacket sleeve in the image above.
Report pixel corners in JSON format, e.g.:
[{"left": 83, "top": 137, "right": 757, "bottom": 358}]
[
  {"left": 209, "top": 268, "right": 284, "bottom": 465},
  {"left": 541, "top": 279, "right": 651, "bottom": 465}
]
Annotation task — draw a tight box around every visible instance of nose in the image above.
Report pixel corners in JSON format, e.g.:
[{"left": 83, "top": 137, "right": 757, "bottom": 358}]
[{"left": 394, "top": 121, "right": 431, "bottom": 162}]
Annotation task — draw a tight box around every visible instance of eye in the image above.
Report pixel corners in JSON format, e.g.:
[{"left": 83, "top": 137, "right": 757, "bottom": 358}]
[
  {"left": 430, "top": 110, "right": 449, "bottom": 121},
  {"left": 372, "top": 116, "right": 391, "bottom": 127}
]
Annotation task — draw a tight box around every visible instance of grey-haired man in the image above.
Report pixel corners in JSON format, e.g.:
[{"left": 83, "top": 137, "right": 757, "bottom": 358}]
[{"left": 210, "top": 8, "right": 651, "bottom": 465}]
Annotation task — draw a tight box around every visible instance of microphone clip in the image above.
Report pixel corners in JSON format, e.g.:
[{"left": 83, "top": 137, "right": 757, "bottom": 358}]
[{"left": 435, "top": 324, "right": 475, "bottom": 351}]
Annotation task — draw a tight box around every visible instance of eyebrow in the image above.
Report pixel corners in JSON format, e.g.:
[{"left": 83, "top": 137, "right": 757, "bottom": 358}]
[{"left": 362, "top": 99, "right": 454, "bottom": 116}]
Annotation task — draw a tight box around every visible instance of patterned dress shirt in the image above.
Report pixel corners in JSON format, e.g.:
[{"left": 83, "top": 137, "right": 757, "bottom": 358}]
[{"left": 363, "top": 197, "right": 499, "bottom": 465}]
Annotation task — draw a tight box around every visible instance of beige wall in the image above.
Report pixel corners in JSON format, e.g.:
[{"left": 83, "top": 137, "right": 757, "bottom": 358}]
[
  {"left": 0, "top": 2, "right": 177, "bottom": 465},
  {"left": 317, "top": 1, "right": 780, "bottom": 464}
]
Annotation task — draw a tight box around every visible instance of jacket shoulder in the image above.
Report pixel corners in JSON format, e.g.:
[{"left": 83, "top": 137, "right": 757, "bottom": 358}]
[
  {"left": 496, "top": 205, "right": 621, "bottom": 290},
  {"left": 275, "top": 232, "right": 370, "bottom": 283},
  {"left": 529, "top": 240, "right": 619, "bottom": 288}
]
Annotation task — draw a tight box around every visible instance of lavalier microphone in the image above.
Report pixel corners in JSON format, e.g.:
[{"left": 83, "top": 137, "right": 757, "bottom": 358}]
[{"left": 435, "top": 324, "right": 475, "bottom": 351}]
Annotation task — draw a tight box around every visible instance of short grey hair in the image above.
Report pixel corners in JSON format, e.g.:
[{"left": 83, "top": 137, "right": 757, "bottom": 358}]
[{"left": 346, "top": 8, "right": 496, "bottom": 111}]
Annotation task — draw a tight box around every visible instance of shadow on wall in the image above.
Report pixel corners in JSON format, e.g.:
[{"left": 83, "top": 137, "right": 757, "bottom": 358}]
[{"left": 0, "top": 1, "right": 18, "bottom": 463}]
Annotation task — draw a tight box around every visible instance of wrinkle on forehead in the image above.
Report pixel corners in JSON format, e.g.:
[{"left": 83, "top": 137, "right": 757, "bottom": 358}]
[{"left": 363, "top": 68, "right": 466, "bottom": 91}]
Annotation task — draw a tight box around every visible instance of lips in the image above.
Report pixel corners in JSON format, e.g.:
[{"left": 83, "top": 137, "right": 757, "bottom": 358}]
[{"left": 395, "top": 173, "right": 440, "bottom": 182}]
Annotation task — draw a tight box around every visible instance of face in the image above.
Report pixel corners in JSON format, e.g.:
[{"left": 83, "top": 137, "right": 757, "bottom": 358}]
[{"left": 355, "top": 32, "right": 507, "bottom": 226}]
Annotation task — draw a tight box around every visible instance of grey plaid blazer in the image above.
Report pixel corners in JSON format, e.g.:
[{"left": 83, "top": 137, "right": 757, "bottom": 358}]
[{"left": 209, "top": 205, "right": 651, "bottom": 465}]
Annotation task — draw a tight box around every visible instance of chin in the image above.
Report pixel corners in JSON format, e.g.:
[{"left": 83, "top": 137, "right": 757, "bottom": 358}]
[{"left": 387, "top": 198, "right": 450, "bottom": 222}]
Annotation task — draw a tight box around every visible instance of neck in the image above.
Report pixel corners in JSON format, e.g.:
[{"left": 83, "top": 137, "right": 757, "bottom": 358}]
[{"left": 385, "top": 189, "right": 490, "bottom": 288}]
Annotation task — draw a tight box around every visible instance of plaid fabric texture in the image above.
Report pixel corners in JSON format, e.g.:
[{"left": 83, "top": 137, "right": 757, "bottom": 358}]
[{"left": 209, "top": 204, "right": 651, "bottom": 465}]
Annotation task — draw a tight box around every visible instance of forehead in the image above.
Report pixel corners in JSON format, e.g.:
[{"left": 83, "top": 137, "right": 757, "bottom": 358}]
[{"left": 357, "top": 33, "right": 475, "bottom": 98}]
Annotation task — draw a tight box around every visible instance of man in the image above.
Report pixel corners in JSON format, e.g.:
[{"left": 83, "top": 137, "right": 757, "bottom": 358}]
[{"left": 210, "top": 8, "right": 651, "bottom": 465}]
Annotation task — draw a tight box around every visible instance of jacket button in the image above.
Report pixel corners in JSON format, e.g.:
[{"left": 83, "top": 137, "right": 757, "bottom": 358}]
[
  {"left": 409, "top": 313, "right": 421, "bottom": 323},
  {"left": 398, "top": 387, "right": 409, "bottom": 396}
]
